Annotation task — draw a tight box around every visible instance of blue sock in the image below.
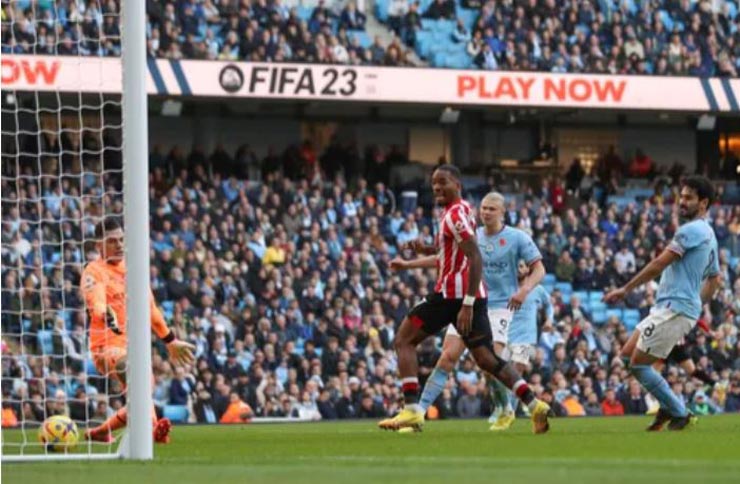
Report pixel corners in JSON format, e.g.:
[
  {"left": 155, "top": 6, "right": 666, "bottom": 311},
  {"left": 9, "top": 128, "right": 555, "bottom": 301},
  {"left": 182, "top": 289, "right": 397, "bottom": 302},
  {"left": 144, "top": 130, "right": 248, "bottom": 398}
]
[
  {"left": 490, "top": 380, "right": 512, "bottom": 413},
  {"left": 419, "top": 368, "right": 449, "bottom": 412},
  {"left": 632, "top": 365, "right": 687, "bottom": 417}
]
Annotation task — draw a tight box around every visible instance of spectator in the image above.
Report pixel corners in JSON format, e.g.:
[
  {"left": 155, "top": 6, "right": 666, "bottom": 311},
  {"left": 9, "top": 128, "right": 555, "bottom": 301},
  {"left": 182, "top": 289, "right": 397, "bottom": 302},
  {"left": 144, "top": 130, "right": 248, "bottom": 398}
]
[
  {"left": 629, "top": 149, "right": 655, "bottom": 178},
  {"left": 452, "top": 19, "right": 471, "bottom": 43},
  {"left": 423, "top": 0, "right": 455, "bottom": 20},
  {"left": 456, "top": 383, "right": 482, "bottom": 418},
  {"left": 621, "top": 380, "right": 648, "bottom": 415},
  {"left": 219, "top": 392, "right": 254, "bottom": 424},
  {"left": 583, "top": 393, "right": 603, "bottom": 416},
  {"left": 387, "top": 0, "right": 409, "bottom": 35},
  {"left": 601, "top": 389, "right": 625, "bottom": 416},
  {"left": 340, "top": 2, "right": 366, "bottom": 31}
]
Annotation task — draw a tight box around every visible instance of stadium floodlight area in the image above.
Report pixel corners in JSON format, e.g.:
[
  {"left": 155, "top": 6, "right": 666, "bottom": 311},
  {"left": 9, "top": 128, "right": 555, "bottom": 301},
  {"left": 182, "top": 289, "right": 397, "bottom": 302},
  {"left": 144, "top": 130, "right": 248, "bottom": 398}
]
[{"left": 1, "top": 0, "right": 152, "bottom": 461}]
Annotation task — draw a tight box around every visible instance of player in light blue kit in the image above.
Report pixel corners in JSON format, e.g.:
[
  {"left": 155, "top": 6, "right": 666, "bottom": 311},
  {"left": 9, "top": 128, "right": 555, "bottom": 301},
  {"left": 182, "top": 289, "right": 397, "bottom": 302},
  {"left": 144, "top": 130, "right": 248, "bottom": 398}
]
[
  {"left": 490, "top": 260, "right": 555, "bottom": 430},
  {"left": 401, "top": 192, "right": 546, "bottom": 429},
  {"left": 604, "top": 176, "right": 721, "bottom": 431}
]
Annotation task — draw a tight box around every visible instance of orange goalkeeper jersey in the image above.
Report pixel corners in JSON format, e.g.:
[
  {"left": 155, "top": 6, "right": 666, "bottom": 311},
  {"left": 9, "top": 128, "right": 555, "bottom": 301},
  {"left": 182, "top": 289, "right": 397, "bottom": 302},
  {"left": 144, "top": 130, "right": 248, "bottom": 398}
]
[{"left": 81, "top": 258, "right": 170, "bottom": 351}]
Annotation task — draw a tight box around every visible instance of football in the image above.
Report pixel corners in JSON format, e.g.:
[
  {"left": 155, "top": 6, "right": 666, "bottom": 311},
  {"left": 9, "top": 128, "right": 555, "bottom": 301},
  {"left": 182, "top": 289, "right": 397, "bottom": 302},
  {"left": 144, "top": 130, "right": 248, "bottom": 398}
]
[{"left": 38, "top": 415, "right": 79, "bottom": 452}]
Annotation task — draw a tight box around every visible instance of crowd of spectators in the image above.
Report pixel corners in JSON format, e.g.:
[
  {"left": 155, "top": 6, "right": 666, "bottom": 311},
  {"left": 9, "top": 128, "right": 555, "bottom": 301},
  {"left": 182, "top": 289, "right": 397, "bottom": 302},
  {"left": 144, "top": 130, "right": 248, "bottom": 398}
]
[
  {"left": 2, "top": 125, "right": 740, "bottom": 431},
  {"left": 2, "top": 0, "right": 738, "bottom": 75},
  {"left": 1, "top": 0, "right": 416, "bottom": 67},
  {"left": 461, "top": 0, "right": 740, "bottom": 76}
]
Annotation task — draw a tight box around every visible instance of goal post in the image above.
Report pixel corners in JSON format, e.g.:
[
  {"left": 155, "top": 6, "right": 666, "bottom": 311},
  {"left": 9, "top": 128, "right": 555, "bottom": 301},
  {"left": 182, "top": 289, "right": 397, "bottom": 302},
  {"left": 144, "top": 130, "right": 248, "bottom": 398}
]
[
  {"left": 121, "top": 0, "right": 153, "bottom": 461},
  {"left": 1, "top": 0, "right": 150, "bottom": 462}
]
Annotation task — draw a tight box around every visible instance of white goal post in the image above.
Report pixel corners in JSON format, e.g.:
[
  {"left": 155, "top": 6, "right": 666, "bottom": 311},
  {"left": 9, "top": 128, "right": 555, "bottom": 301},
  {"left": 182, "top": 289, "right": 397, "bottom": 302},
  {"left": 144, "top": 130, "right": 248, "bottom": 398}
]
[{"left": 2, "top": 0, "right": 150, "bottom": 461}]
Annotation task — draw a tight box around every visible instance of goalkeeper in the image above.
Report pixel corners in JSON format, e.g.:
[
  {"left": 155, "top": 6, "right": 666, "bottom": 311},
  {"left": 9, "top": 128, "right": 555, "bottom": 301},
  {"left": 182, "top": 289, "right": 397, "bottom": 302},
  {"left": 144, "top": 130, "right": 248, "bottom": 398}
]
[{"left": 81, "top": 220, "right": 195, "bottom": 443}]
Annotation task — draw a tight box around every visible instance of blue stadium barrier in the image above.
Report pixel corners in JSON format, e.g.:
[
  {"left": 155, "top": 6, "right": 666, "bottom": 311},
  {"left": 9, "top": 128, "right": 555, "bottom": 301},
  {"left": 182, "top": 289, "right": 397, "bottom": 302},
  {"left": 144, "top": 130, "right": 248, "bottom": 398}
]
[{"left": 163, "top": 405, "right": 189, "bottom": 423}]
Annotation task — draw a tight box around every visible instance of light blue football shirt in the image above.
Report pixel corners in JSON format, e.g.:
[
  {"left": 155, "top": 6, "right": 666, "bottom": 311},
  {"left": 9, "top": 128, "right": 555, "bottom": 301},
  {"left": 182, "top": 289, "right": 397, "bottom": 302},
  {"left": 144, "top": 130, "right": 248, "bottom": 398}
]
[
  {"left": 478, "top": 226, "right": 542, "bottom": 309},
  {"left": 656, "top": 218, "right": 719, "bottom": 319},
  {"left": 509, "top": 285, "right": 553, "bottom": 345}
]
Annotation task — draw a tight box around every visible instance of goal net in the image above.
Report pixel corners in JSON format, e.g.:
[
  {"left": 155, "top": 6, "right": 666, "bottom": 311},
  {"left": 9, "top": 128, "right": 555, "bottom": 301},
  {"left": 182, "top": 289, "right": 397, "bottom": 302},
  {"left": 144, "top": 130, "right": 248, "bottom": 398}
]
[{"left": 2, "top": 0, "right": 149, "bottom": 460}]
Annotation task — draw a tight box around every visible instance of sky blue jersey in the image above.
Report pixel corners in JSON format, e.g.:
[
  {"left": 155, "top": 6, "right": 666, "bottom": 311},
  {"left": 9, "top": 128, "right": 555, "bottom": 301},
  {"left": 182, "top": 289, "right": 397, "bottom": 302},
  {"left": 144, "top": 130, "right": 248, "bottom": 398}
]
[
  {"left": 656, "top": 218, "right": 719, "bottom": 320},
  {"left": 509, "top": 285, "right": 553, "bottom": 345},
  {"left": 478, "top": 226, "right": 542, "bottom": 309}
]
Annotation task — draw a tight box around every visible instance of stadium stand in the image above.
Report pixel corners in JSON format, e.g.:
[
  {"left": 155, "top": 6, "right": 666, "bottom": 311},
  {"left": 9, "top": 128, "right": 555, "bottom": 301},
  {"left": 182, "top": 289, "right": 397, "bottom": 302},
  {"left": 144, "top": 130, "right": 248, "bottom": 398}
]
[
  {"left": 2, "top": 123, "right": 739, "bottom": 424},
  {"left": 2, "top": 0, "right": 738, "bottom": 74}
]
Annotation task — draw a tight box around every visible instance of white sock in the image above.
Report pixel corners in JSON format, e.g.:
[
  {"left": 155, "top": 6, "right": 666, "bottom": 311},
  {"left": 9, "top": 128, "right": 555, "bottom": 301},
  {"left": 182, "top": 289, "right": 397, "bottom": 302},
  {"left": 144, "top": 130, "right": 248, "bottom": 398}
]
[
  {"left": 526, "top": 399, "right": 539, "bottom": 412},
  {"left": 405, "top": 403, "right": 422, "bottom": 413}
]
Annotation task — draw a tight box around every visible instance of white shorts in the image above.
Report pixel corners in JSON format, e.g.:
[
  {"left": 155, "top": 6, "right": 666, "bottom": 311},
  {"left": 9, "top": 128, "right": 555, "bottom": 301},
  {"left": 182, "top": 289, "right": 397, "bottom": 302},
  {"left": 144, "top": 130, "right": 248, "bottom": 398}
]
[
  {"left": 507, "top": 343, "right": 536, "bottom": 365},
  {"left": 447, "top": 307, "right": 513, "bottom": 343},
  {"left": 488, "top": 308, "right": 513, "bottom": 345},
  {"left": 636, "top": 307, "right": 695, "bottom": 359}
]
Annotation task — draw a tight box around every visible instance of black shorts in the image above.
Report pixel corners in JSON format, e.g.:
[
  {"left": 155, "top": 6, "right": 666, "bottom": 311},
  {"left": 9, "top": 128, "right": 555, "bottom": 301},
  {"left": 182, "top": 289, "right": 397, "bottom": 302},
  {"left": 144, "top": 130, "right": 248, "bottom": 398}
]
[
  {"left": 666, "top": 344, "right": 690, "bottom": 364},
  {"left": 407, "top": 293, "right": 492, "bottom": 349}
]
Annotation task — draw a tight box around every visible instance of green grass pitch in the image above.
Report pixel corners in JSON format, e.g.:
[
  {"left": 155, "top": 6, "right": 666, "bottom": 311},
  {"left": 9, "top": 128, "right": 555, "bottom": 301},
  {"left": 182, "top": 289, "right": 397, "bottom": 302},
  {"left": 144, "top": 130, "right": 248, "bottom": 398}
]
[{"left": 3, "top": 415, "right": 740, "bottom": 484}]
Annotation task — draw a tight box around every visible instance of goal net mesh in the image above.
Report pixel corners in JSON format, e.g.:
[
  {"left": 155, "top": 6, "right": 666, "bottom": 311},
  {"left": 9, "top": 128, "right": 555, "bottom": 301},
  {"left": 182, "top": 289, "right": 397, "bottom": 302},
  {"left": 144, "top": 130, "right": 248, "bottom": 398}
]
[{"left": 2, "top": 0, "right": 125, "bottom": 458}]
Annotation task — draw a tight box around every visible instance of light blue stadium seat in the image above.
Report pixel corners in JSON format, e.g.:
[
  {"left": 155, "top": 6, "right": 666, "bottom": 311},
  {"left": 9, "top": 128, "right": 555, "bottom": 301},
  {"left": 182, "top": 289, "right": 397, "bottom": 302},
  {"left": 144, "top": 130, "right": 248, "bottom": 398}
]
[
  {"left": 543, "top": 274, "right": 557, "bottom": 285},
  {"left": 605, "top": 308, "right": 623, "bottom": 322},
  {"left": 555, "top": 282, "right": 573, "bottom": 294},
  {"left": 728, "top": 2, "right": 737, "bottom": 18},
  {"left": 163, "top": 405, "right": 189, "bottom": 423},
  {"left": 421, "top": 18, "right": 436, "bottom": 30},
  {"left": 37, "top": 330, "right": 54, "bottom": 355},
  {"left": 589, "top": 290, "right": 604, "bottom": 303},
  {"left": 297, "top": 6, "right": 313, "bottom": 22},
  {"left": 592, "top": 309, "right": 607, "bottom": 325},
  {"left": 623, "top": 309, "right": 641, "bottom": 330},
  {"left": 589, "top": 301, "right": 607, "bottom": 313},
  {"left": 375, "top": 0, "right": 390, "bottom": 22},
  {"left": 458, "top": 8, "right": 478, "bottom": 29},
  {"left": 349, "top": 31, "right": 372, "bottom": 49},
  {"left": 572, "top": 291, "right": 589, "bottom": 303}
]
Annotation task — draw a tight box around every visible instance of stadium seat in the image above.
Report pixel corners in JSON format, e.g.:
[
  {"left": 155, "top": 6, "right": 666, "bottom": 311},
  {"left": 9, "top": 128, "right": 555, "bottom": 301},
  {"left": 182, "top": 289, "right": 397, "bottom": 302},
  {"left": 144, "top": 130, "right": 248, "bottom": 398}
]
[
  {"left": 555, "top": 282, "right": 573, "bottom": 295},
  {"left": 349, "top": 31, "right": 372, "bottom": 49},
  {"left": 37, "top": 330, "right": 54, "bottom": 355},
  {"left": 592, "top": 309, "right": 607, "bottom": 325},
  {"left": 163, "top": 405, "right": 189, "bottom": 423},
  {"left": 605, "top": 308, "right": 624, "bottom": 322},
  {"left": 297, "top": 6, "right": 313, "bottom": 22},
  {"left": 572, "top": 291, "right": 589, "bottom": 303},
  {"left": 589, "top": 301, "right": 607, "bottom": 314},
  {"left": 589, "top": 291, "right": 604, "bottom": 303},
  {"left": 543, "top": 274, "right": 556, "bottom": 285},
  {"left": 622, "top": 309, "right": 641, "bottom": 330}
]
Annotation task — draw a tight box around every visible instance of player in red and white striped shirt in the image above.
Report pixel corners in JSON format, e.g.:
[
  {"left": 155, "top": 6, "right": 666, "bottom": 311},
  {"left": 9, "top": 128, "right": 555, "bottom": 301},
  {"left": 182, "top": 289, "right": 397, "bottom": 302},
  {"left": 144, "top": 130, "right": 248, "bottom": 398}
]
[
  {"left": 378, "top": 165, "right": 550, "bottom": 434},
  {"left": 434, "top": 196, "right": 487, "bottom": 299}
]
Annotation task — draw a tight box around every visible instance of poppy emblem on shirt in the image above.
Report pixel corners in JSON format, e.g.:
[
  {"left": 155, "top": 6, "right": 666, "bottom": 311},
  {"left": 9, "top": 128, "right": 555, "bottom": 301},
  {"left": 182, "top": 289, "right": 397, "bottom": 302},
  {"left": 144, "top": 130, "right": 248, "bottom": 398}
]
[{"left": 499, "top": 238, "right": 506, "bottom": 247}]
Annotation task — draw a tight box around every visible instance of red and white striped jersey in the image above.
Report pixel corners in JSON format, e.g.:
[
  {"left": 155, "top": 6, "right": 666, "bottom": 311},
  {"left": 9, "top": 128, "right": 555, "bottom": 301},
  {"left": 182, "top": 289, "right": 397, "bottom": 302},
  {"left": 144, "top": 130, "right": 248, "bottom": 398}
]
[{"left": 434, "top": 199, "right": 487, "bottom": 299}]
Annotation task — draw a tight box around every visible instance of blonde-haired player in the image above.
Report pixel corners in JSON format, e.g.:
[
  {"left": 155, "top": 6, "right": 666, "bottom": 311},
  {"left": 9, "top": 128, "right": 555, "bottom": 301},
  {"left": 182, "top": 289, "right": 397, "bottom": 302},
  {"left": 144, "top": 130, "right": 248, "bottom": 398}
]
[
  {"left": 389, "top": 191, "right": 548, "bottom": 432},
  {"left": 82, "top": 219, "right": 195, "bottom": 443}
]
